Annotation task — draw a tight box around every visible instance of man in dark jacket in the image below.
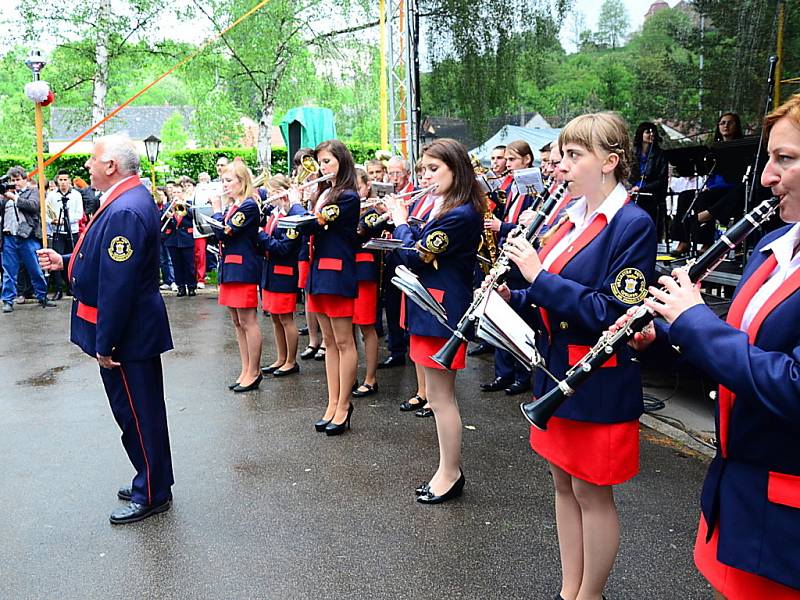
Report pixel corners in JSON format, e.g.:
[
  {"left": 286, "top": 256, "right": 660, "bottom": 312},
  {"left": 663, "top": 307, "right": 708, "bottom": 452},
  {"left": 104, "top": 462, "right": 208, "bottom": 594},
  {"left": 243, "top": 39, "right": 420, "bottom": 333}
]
[{"left": 1, "top": 166, "right": 56, "bottom": 312}]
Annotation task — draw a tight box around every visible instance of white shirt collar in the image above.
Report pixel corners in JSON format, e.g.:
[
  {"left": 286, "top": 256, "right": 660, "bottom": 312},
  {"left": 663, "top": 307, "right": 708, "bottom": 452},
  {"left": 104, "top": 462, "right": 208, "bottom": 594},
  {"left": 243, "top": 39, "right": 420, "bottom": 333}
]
[
  {"left": 564, "top": 182, "right": 628, "bottom": 227},
  {"left": 99, "top": 175, "right": 136, "bottom": 205},
  {"left": 761, "top": 222, "right": 800, "bottom": 268}
]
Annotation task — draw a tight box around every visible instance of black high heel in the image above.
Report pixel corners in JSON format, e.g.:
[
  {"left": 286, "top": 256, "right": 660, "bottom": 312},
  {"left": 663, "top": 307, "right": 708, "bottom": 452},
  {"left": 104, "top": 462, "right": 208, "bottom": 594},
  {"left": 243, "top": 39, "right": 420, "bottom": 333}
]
[
  {"left": 416, "top": 471, "right": 465, "bottom": 504},
  {"left": 325, "top": 404, "right": 354, "bottom": 436},
  {"left": 228, "top": 381, "right": 240, "bottom": 390},
  {"left": 414, "top": 482, "right": 430, "bottom": 496},
  {"left": 314, "top": 418, "right": 332, "bottom": 432},
  {"left": 232, "top": 374, "right": 262, "bottom": 393}
]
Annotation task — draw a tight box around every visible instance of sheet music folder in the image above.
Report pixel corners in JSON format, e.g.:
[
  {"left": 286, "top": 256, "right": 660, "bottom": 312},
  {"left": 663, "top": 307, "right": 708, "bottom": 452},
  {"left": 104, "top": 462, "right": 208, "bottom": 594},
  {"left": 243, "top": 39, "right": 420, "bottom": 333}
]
[{"left": 475, "top": 290, "right": 541, "bottom": 370}]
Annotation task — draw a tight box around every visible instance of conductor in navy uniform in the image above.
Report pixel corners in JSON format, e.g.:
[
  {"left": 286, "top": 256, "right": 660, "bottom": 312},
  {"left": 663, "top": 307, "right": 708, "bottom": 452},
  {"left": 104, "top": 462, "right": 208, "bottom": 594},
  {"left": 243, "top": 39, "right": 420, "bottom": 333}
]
[{"left": 38, "top": 135, "right": 175, "bottom": 525}]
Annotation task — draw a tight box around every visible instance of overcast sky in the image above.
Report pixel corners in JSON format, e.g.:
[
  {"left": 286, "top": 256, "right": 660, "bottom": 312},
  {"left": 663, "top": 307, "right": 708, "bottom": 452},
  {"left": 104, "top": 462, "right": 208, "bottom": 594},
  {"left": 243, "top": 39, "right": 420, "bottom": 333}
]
[{"left": 2, "top": 0, "right": 671, "bottom": 58}]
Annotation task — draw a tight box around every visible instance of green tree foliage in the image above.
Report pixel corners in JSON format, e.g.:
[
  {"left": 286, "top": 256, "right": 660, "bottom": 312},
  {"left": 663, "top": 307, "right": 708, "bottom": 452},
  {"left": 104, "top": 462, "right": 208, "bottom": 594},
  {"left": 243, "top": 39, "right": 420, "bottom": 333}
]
[
  {"left": 159, "top": 112, "right": 190, "bottom": 153},
  {"left": 596, "top": 0, "right": 630, "bottom": 49},
  {"left": 422, "top": 0, "right": 573, "bottom": 139}
]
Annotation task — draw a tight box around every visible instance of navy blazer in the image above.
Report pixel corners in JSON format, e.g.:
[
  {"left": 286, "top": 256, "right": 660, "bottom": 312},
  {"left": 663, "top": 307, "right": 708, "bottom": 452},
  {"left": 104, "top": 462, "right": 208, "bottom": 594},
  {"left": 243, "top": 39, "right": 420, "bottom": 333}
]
[
  {"left": 65, "top": 177, "right": 173, "bottom": 361},
  {"left": 354, "top": 208, "right": 383, "bottom": 282},
  {"left": 213, "top": 198, "right": 261, "bottom": 284},
  {"left": 163, "top": 212, "right": 194, "bottom": 248},
  {"left": 665, "top": 224, "right": 800, "bottom": 590},
  {"left": 259, "top": 203, "right": 307, "bottom": 293},
  {"left": 510, "top": 202, "right": 657, "bottom": 423},
  {"left": 393, "top": 202, "right": 483, "bottom": 338},
  {"left": 304, "top": 189, "right": 360, "bottom": 297}
]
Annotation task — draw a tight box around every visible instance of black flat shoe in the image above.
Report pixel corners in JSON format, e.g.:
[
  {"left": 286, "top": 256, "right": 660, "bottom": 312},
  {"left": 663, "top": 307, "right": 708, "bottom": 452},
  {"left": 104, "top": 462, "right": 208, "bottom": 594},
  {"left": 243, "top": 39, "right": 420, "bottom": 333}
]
[
  {"left": 504, "top": 380, "right": 530, "bottom": 396},
  {"left": 176, "top": 287, "right": 187, "bottom": 297},
  {"left": 325, "top": 404, "right": 354, "bottom": 436},
  {"left": 261, "top": 365, "right": 280, "bottom": 374},
  {"left": 480, "top": 377, "right": 512, "bottom": 392},
  {"left": 227, "top": 381, "right": 240, "bottom": 390},
  {"left": 314, "top": 348, "right": 326, "bottom": 361},
  {"left": 233, "top": 374, "right": 262, "bottom": 393},
  {"left": 415, "top": 482, "right": 430, "bottom": 496},
  {"left": 315, "top": 418, "right": 332, "bottom": 432},
  {"left": 109, "top": 499, "right": 171, "bottom": 524},
  {"left": 400, "top": 394, "right": 426, "bottom": 411},
  {"left": 298, "top": 326, "right": 309, "bottom": 335},
  {"left": 352, "top": 382, "right": 377, "bottom": 397},
  {"left": 273, "top": 364, "right": 299, "bottom": 377},
  {"left": 415, "top": 406, "right": 434, "bottom": 418},
  {"left": 417, "top": 471, "right": 465, "bottom": 505},
  {"left": 300, "top": 345, "right": 320, "bottom": 360},
  {"left": 467, "top": 342, "right": 491, "bottom": 356},
  {"left": 378, "top": 355, "right": 406, "bottom": 369},
  {"left": 188, "top": 288, "right": 197, "bottom": 297}
]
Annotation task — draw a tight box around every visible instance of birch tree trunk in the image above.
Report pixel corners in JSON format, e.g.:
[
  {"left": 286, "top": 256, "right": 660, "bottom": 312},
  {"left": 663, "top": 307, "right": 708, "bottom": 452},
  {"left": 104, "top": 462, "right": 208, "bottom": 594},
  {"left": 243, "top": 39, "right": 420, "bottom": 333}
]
[
  {"left": 92, "top": 0, "right": 111, "bottom": 136},
  {"left": 258, "top": 102, "right": 274, "bottom": 170}
]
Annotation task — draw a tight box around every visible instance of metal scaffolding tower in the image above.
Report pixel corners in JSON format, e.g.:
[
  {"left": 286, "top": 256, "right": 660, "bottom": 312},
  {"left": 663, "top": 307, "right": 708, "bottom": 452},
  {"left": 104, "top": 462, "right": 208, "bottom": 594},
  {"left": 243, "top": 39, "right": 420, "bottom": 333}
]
[{"left": 385, "top": 0, "right": 420, "bottom": 176}]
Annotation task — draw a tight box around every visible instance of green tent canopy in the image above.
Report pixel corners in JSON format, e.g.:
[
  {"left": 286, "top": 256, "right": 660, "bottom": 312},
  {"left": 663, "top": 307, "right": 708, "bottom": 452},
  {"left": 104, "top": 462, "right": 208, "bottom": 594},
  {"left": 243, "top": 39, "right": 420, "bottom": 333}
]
[{"left": 279, "top": 107, "right": 337, "bottom": 170}]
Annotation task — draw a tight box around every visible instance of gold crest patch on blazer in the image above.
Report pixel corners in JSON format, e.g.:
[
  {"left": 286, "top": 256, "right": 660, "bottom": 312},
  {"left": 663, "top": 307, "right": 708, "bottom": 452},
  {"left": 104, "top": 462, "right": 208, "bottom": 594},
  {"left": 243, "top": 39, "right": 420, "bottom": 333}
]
[
  {"left": 231, "top": 212, "right": 246, "bottom": 227},
  {"left": 611, "top": 268, "right": 647, "bottom": 304},
  {"left": 286, "top": 228, "right": 299, "bottom": 239},
  {"left": 424, "top": 230, "right": 449, "bottom": 254},
  {"left": 321, "top": 204, "right": 340, "bottom": 222},
  {"left": 108, "top": 236, "right": 133, "bottom": 262}
]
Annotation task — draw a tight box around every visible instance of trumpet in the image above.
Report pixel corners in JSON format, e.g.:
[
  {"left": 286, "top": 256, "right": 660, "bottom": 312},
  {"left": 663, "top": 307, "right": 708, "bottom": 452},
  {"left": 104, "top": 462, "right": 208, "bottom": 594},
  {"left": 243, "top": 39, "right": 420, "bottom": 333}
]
[
  {"left": 520, "top": 196, "right": 780, "bottom": 430},
  {"left": 295, "top": 155, "right": 320, "bottom": 185},
  {"left": 430, "top": 182, "right": 568, "bottom": 370},
  {"left": 366, "top": 185, "right": 438, "bottom": 229}
]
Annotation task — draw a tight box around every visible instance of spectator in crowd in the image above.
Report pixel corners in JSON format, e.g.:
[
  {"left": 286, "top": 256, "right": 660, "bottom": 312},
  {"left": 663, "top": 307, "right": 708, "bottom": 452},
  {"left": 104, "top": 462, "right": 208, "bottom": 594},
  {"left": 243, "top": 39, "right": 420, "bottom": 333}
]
[
  {"left": 72, "top": 176, "right": 100, "bottom": 220},
  {"left": 214, "top": 156, "right": 230, "bottom": 182},
  {"left": 1, "top": 166, "right": 56, "bottom": 312},
  {"left": 365, "top": 159, "right": 387, "bottom": 182},
  {"left": 46, "top": 169, "right": 84, "bottom": 299}
]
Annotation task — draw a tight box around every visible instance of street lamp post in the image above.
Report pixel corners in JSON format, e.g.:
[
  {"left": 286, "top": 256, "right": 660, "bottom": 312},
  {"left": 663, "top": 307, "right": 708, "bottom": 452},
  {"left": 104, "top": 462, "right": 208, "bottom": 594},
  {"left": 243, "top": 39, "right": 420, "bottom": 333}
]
[
  {"left": 25, "top": 49, "right": 49, "bottom": 247},
  {"left": 143, "top": 134, "right": 161, "bottom": 192}
]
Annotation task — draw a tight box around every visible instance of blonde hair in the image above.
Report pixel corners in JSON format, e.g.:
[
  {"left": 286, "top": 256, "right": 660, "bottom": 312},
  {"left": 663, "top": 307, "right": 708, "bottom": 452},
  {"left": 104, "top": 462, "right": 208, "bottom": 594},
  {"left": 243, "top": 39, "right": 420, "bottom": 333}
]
[
  {"left": 764, "top": 94, "right": 800, "bottom": 139},
  {"left": 267, "top": 174, "right": 291, "bottom": 193},
  {"left": 559, "top": 112, "right": 632, "bottom": 182},
  {"left": 222, "top": 161, "right": 254, "bottom": 203}
]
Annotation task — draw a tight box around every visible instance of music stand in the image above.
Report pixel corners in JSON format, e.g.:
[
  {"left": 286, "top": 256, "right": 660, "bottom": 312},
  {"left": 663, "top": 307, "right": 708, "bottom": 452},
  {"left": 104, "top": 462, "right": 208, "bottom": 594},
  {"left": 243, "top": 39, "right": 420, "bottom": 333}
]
[{"left": 664, "top": 145, "right": 712, "bottom": 258}]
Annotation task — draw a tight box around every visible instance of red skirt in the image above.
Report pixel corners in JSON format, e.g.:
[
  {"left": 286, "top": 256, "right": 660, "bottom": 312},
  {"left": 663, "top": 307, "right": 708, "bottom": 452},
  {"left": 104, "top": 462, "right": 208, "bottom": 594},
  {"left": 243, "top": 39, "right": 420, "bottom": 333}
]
[
  {"left": 261, "top": 289, "right": 296, "bottom": 315},
  {"left": 529, "top": 416, "right": 639, "bottom": 486},
  {"left": 306, "top": 293, "right": 355, "bottom": 318},
  {"left": 218, "top": 282, "right": 258, "bottom": 309},
  {"left": 353, "top": 280, "right": 378, "bottom": 326},
  {"left": 695, "top": 514, "right": 800, "bottom": 599},
  {"left": 297, "top": 260, "right": 310, "bottom": 289},
  {"left": 410, "top": 334, "right": 466, "bottom": 370}
]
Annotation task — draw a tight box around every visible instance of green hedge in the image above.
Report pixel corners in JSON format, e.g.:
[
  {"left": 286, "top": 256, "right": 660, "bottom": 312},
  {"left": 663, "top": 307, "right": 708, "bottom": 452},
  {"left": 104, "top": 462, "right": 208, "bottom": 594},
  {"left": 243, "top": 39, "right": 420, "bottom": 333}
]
[{"left": 0, "top": 142, "right": 385, "bottom": 184}]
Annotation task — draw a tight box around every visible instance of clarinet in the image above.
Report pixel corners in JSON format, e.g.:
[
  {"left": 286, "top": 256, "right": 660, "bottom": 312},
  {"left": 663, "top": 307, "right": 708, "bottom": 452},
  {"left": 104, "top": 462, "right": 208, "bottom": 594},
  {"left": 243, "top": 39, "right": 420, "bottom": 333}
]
[
  {"left": 521, "top": 196, "right": 780, "bottom": 430},
  {"left": 430, "top": 182, "right": 568, "bottom": 369}
]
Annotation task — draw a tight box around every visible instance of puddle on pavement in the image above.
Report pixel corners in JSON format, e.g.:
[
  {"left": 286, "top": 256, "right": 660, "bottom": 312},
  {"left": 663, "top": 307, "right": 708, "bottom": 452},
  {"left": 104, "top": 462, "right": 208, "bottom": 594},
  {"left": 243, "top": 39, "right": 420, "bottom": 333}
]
[{"left": 16, "top": 365, "right": 68, "bottom": 387}]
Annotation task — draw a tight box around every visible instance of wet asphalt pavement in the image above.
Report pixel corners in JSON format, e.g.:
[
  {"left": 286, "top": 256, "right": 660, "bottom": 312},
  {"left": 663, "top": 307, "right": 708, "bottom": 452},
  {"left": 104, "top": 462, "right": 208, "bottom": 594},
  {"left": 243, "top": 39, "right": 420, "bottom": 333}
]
[{"left": 1, "top": 293, "right": 712, "bottom": 599}]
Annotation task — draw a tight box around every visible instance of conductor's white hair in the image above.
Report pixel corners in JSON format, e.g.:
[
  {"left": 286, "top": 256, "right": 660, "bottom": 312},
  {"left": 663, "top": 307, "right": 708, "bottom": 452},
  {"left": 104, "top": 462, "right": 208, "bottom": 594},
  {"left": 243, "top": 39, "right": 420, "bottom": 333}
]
[{"left": 97, "top": 135, "right": 140, "bottom": 175}]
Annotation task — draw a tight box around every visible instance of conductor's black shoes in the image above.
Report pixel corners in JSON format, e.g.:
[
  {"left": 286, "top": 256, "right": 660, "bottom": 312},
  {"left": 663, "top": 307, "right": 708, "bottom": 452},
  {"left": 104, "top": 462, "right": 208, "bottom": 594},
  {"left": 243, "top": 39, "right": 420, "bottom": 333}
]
[
  {"left": 480, "top": 377, "right": 512, "bottom": 392},
  {"left": 109, "top": 499, "right": 171, "bottom": 524},
  {"left": 117, "top": 485, "right": 133, "bottom": 501},
  {"left": 505, "top": 380, "right": 530, "bottom": 396}
]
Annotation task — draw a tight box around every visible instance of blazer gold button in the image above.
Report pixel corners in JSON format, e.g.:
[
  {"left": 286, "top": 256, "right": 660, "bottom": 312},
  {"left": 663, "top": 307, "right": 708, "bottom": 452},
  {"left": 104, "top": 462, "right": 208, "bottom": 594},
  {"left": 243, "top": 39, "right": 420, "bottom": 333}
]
[{"left": 559, "top": 321, "right": 569, "bottom": 330}]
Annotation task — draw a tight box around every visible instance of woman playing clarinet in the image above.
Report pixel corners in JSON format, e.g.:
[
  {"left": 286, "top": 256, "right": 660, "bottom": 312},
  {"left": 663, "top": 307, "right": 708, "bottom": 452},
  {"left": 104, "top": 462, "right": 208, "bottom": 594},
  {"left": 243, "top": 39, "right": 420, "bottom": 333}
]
[
  {"left": 625, "top": 95, "right": 800, "bottom": 599},
  {"left": 498, "top": 112, "right": 657, "bottom": 600}
]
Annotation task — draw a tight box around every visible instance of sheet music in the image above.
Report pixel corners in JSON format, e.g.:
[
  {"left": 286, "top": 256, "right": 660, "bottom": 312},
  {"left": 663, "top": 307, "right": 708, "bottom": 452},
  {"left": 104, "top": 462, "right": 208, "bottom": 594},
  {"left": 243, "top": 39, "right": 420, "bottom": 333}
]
[
  {"left": 477, "top": 290, "right": 541, "bottom": 369},
  {"left": 513, "top": 167, "right": 544, "bottom": 194},
  {"left": 363, "top": 238, "right": 404, "bottom": 251},
  {"left": 276, "top": 214, "right": 318, "bottom": 229}
]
